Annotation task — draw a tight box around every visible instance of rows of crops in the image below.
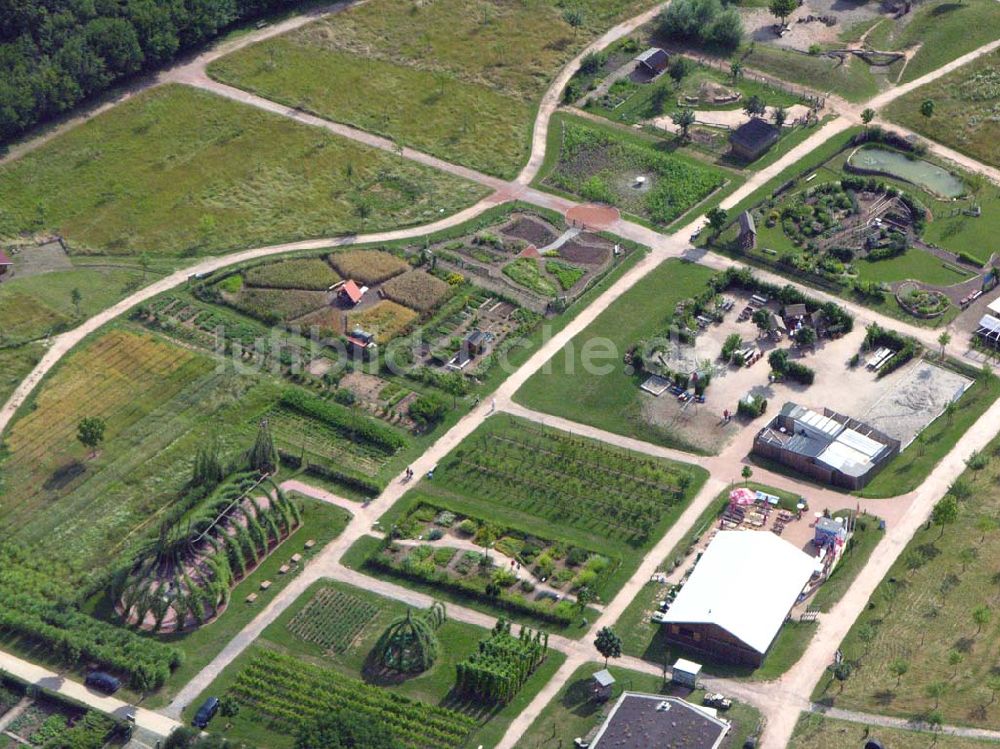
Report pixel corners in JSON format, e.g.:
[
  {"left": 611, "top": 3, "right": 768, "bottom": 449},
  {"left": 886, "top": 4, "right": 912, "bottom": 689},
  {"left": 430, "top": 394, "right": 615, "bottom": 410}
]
[
  {"left": 440, "top": 423, "right": 695, "bottom": 543},
  {"left": 244, "top": 258, "right": 341, "bottom": 290},
  {"left": 229, "top": 649, "right": 478, "bottom": 749},
  {"left": 287, "top": 587, "right": 378, "bottom": 654},
  {"left": 7, "top": 330, "right": 212, "bottom": 463},
  {"left": 267, "top": 407, "right": 388, "bottom": 476}
]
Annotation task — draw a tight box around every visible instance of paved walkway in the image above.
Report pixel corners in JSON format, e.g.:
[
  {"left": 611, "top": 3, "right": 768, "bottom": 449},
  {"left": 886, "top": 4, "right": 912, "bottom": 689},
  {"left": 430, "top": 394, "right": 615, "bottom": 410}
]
[{"left": 0, "top": 652, "right": 181, "bottom": 737}]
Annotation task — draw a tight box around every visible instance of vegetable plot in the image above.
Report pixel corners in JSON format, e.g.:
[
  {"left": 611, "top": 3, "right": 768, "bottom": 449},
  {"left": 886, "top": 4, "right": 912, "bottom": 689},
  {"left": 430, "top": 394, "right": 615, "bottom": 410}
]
[{"left": 288, "top": 587, "right": 379, "bottom": 654}]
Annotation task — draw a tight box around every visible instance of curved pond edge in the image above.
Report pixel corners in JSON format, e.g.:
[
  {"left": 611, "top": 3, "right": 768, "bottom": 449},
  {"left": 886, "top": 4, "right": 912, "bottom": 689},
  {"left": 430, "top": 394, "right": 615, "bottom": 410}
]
[{"left": 845, "top": 145, "right": 966, "bottom": 200}]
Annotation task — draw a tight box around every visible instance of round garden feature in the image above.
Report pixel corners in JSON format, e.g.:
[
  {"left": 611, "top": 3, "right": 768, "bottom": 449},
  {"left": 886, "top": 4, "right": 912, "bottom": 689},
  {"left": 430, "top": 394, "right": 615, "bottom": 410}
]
[{"left": 895, "top": 281, "right": 950, "bottom": 318}]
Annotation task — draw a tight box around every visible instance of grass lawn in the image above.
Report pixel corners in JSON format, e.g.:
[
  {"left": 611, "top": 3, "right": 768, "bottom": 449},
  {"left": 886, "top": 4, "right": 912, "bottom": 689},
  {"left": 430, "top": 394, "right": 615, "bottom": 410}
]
[
  {"left": 208, "top": 0, "right": 658, "bottom": 178},
  {"left": 0, "top": 84, "right": 487, "bottom": 257},
  {"left": 813, "top": 431, "right": 1000, "bottom": 726},
  {"left": 737, "top": 45, "right": 878, "bottom": 102},
  {"left": 866, "top": 0, "right": 1000, "bottom": 83},
  {"left": 349, "top": 413, "right": 706, "bottom": 632},
  {"left": 519, "top": 662, "right": 763, "bottom": 749},
  {"left": 0, "top": 343, "right": 43, "bottom": 406},
  {"left": 537, "top": 114, "right": 731, "bottom": 228},
  {"left": 180, "top": 578, "right": 566, "bottom": 749},
  {"left": 886, "top": 49, "right": 1000, "bottom": 169},
  {"left": 853, "top": 249, "right": 973, "bottom": 287},
  {"left": 790, "top": 713, "right": 1000, "bottom": 748},
  {"left": 859, "top": 365, "right": 1000, "bottom": 498},
  {"left": 0, "top": 263, "right": 163, "bottom": 343},
  {"left": 515, "top": 258, "right": 719, "bottom": 451}
]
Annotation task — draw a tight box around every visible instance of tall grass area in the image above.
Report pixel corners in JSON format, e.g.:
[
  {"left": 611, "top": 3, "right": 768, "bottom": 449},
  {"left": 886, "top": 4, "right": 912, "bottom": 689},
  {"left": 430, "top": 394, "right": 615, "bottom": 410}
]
[
  {"left": 866, "top": 0, "right": 1000, "bottom": 83},
  {"left": 515, "top": 259, "right": 718, "bottom": 451},
  {"left": 0, "top": 85, "right": 487, "bottom": 257},
  {"left": 886, "top": 49, "right": 1000, "bottom": 169},
  {"left": 208, "top": 0, "right": 659, "bottom": 178},
  {"left": 814, "top": 430, "right": 1000, "bottom": 726},
  {"left": 737, "top": 46, "right": 878, "bottom": 101},
  {"left": 790, "top": 713, "right": 1000, "bottom": 748}
]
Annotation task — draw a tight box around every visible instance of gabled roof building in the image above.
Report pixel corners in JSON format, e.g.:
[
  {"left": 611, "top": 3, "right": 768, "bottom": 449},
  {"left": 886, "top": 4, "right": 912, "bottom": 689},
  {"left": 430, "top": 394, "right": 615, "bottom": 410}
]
[{"left": 660, "top": 531, "right": 817, "bottom": 667}]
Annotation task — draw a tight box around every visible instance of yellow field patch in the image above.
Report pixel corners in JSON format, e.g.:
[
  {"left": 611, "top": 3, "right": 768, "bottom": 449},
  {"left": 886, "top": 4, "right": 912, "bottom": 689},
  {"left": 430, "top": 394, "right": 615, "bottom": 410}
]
[{"left": 349, "top": 301, "right": 418, "bottom": 343}]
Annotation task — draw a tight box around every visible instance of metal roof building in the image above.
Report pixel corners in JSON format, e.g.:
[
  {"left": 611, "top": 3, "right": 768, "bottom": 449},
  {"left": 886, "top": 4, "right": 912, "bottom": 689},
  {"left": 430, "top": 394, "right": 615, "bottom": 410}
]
[{"left": 660, "top": 531, "right": 816, "bottom": 665}]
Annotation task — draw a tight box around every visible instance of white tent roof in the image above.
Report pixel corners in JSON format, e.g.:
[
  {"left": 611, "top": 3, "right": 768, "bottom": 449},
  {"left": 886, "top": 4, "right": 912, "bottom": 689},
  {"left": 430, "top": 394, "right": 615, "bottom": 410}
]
[
  {"left": 979, "top": 314, "right": 1000, "bottom": 334},
  {"left": 988, "top": 297, "right": 1000, "bottom": 317},
  {"left": 662, "top": 531, "right": 815, "bottom": 654}
]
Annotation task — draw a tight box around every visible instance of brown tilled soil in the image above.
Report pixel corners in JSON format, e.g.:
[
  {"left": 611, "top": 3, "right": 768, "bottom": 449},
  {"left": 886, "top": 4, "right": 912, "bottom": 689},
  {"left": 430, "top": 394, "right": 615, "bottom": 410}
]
[
  {"left": 500, "top": 214, "right": 559, "bottom": 246},
  {"left": 558, "top": 239, "right": 611, "bottom": 266}
]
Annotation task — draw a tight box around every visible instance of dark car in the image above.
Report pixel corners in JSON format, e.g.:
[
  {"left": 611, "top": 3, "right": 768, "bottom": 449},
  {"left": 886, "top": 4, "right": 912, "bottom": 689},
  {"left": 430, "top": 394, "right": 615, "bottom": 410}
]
[
  {"left": 193, "top": 696, "right": 220, "bottom": 728},
  {"left": 84, "top": 672, "right": 121, "bottom": 694}
]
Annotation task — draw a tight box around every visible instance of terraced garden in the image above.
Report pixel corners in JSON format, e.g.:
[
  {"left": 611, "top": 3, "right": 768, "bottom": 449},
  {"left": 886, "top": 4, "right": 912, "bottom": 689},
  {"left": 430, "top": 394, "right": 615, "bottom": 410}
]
[{"left": 0, "top": 85, "right": 487, "bottom": 257}]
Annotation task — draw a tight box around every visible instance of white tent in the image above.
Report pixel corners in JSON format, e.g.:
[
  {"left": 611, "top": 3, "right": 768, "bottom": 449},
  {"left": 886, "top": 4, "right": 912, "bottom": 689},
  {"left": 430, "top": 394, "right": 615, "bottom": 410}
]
[{"left": 662, "top": 531, "right": 815, "bottom": 655}]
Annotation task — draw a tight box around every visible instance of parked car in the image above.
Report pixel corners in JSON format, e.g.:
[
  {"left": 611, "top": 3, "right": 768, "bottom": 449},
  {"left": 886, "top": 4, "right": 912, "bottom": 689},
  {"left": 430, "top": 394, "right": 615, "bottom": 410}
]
[
  {"left": 703, "top": 692, "right": 732, "bottom": 710},
  {"left": 84, "top": 672, "right": 121, "bottom": 694},
  {"left": 192, "top": 696, "right": 220, "bottom": 728}
]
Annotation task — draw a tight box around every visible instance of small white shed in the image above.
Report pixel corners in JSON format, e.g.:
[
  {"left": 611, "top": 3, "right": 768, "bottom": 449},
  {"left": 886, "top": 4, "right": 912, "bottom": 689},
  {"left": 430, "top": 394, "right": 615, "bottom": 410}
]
[{"left": 672, "top": 658, "right": 702, "bottom": 688}]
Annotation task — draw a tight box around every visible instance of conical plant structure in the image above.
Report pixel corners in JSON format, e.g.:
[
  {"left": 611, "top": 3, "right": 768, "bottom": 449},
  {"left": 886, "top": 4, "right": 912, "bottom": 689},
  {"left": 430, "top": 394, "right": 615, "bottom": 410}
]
[
  {"left": 248, "top": 419, "right": 278, "bottom": 475},
  {"left": 377, "top": 608, "right": 440, "bottom": 673}
]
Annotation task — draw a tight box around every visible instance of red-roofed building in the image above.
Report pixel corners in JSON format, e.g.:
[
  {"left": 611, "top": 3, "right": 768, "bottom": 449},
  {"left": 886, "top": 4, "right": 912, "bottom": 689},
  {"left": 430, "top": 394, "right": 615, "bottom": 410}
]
[
  {"left": 0, "top": 249, "right": 12, "bottom": 277},
  {"left": 338, "top": 280, "right": 366, "bottom": 306}
]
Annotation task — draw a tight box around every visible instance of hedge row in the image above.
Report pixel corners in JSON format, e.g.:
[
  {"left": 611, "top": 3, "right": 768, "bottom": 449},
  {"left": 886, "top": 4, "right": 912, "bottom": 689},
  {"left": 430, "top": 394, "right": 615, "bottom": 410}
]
[
  {"left": 280, "top": 389, "right": 406, "bottom": 454},
  {"left": 0, "top": 592, "right": 182, "bottom": 691},
  {"left": 364, "top": 556, "right": 575, "bottom": 627}
]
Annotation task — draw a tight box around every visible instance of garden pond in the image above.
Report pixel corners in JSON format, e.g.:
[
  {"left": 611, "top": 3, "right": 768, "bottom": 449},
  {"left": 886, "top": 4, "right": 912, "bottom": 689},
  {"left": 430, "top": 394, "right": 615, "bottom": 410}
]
[{"left": 848, "top": 147, "right": 965, "bottom": 198}]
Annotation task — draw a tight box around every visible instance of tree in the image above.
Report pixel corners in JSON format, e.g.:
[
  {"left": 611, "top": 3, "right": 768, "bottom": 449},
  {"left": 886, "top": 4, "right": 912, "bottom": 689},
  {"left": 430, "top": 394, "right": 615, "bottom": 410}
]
[
  {"left": 832, "top": 662, "right": 853, "bottom": 692},
  {"left": 296, "top": 711, "right": 402, "bottom": 749},
  {"left": 77, "top": 416, "right": 106, "bottom": 458},
  {"left": 937, "top": 331, "right": 951, "bottom": 358},
  {"left": 772, "top": 106, "right": 788, "bottom": 127},
  {"left": 706, "top": 207, "right": 728, "bottom": 237},
  {"left": 139, "top": 252, "right": 151, "bottom": 282},
  {"left": 794, "top": 326, "right": 817, "bottom": 347},
  {"left": 71, "top": 287, "right": 82, "bottom": 317},
  {"left": 986, "top": 675, "right": 1000, "bottom": 704},
  {"left": 741, "top": 465, "right": 753, "bottom": 485},
  {"left": 976, "top": 515, "right": 997, "bottom": 545},
  {"left": 973, "top": 605, "right": 992, "bottom": 635},
  {"left": 769, "top": 0, "right": 798, "bottom": 25},
  {"left": 861, "top": 108, "right": 876, "bottom": 131},
  {"left": 594, "top": 626, "right": 622, "bottom": 666},
  {"left": 932, "top": 495, "right": 959, "bottom": 538},
  {"left": 576, "top": 585, "right": 595, "bottom": 612},
  {"left": 248, "top": 419, "right": 278, "bottom": 474},
  {"left": 921, "top": 99, "right": 935, "bottom": 118},
  {"left": 752, "top": 308, "right": 772, "bottom": 333},
  {"left": 669, "top": 56, "right": 692, "bottom": 86},
  {"left": 730, "top": 61, "right": 743, "bottom": 82},
  {"left": 743, "top": 95, "right": 766, "bottom": 118},
  {"left": 672, "top": 109, "right": 697, "bottom": 140},
  {"left": 890, "top": 658, "right": 909, "bottom": 687},
  {"left": 925, "top": 681, "right": 946, "bottom": 708},
  {"left": 708, "top": 9, "right": 744, "bottom": 50},
  {"left": 948, "top": 650, "right": 963, "bottom": 676}
]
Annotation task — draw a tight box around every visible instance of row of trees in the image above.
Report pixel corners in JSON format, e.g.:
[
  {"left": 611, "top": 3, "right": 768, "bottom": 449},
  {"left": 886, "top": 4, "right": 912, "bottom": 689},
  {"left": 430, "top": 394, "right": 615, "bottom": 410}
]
[
  {"left": 0, "top": 0, "right": 302, "bottom": 142},
  {"left": 657, "top": 0, "right": 744, "bottom": 52},
  {"left": 454, "top": 618, "right": 549, "bottom": 704}
]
